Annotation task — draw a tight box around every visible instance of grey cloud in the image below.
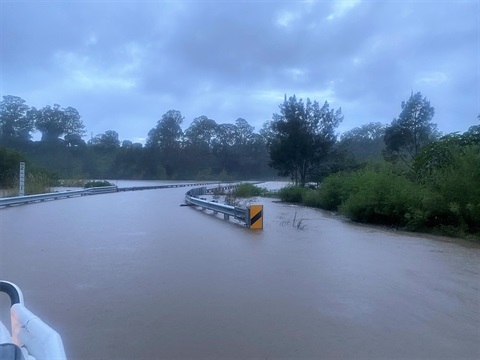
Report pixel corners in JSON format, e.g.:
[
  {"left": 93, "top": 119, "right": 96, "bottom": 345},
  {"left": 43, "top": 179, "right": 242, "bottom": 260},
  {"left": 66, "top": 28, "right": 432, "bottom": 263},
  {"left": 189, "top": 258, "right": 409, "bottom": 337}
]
[{"left": 1, "top": 0, "right": 478, "bottom": 141}]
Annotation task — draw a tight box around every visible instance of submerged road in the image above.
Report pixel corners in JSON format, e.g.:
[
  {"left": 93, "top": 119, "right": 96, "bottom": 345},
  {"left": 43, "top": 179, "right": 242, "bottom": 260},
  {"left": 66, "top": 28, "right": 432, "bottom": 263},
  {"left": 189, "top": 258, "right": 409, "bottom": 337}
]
[{"left": 1, "top": 183, "right": 479, "bottom": 359}]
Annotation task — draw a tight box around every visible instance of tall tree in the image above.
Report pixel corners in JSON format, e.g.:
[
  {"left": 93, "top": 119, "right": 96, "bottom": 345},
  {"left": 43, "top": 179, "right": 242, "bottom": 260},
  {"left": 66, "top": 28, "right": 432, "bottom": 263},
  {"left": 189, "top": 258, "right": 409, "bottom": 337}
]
[
  {"left": 183, "top": 116, "right": 217, "bottom": 151},
  {"left": 212, "top": 123, "right": 238, "bottom": 174},
  {"left": 182, "top": 116, "right": 218, "bottom": 177},
  {"left": 0, "top": 95, "right": 34, "bottom": 143},
  {"left": 32, "top": 104, "right": 85, "bottom": 142},
  {"left": 384, "top": 92, "right": 438, "bottom": 168},
  {"left": 414, "top": 120, "right": 480, "bottom": 178},
  {"left": 121, "top": 140, "right": 133, "bottom": 148},
  {"left": 146, "top": 110, "right": 184, "bottom": 150},
  {"left": 146, "top": 110, "right": 184, "bottom": 178},
  {"left": 234, "top": 118, "right": 254, "bottom": 146},
  {"left": 64, "top": 134, "right": 86, "bottom": 147},
  {"left": 338, "top": 122, "right": 386, "bottom": 162},
  {"left": 88, "top": 130, "right": 121, "bottom": 149},
  {"left": 265, "top": 95, "right": 343, "bottom": 186}
]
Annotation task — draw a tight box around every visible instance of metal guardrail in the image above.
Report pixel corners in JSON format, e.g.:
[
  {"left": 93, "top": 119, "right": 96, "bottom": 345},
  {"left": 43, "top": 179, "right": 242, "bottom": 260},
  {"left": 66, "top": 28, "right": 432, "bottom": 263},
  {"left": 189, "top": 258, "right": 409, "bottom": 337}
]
[
  {"left": 1, "top": 181, "right": 263, "bottom": 227},
  {"left": 0, "top": 182, "right": 216, "bottom": 208},
  {"left": 117, "top": 182, "right": 213, "bottom": 192},
  {"left": 185, "top": 185, "right": 251, "bottom": 225},
  {"left": 84, "top": 185, "right": 118, "bottom": 194},
  {"left": 0, "top": 186, "right": 118, "bottom": 207},
  {"left": 205, "top": 184, "right": 238, "bottom": 194}
]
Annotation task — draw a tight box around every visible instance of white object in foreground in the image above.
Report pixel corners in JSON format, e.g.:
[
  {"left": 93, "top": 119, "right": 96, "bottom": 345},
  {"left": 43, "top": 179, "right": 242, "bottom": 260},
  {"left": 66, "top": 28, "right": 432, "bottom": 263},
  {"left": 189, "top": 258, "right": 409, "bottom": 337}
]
[{"left": 0, "top": 280, "right": 66, "bottom": 360}]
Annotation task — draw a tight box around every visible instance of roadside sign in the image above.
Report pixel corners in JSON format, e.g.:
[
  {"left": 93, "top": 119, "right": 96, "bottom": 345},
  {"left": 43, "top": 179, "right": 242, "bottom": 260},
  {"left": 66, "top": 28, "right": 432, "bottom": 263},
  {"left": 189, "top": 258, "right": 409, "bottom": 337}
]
[
  {"left": 19, "top": 162, "right": 25, "bottom": 196},
  {"left": 249, "top": 204, "right": 263, "bottom": 230}
]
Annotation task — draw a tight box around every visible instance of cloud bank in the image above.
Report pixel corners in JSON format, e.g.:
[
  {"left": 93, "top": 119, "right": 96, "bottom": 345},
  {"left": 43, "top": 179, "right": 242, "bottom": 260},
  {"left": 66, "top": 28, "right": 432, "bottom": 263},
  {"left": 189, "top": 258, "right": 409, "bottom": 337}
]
[{"left": 1, "top": 0, "right": 478, "bottom": 142}]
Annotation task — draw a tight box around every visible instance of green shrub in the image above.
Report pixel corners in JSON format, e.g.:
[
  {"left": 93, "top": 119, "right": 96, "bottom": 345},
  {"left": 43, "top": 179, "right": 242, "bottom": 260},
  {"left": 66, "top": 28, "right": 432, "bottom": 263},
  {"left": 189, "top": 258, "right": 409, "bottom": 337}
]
[
  {"left": 301, "top": 189, "right": 322, "bottom": 207},
  {"left": 316, "top": 172, "right": 354, "bottom": 210},
  {"left": 269, "top": 144, "right": 479, "bottom": 239},
  {"left": 339, "top": 164, "right": 423, "bottom": 227},
  {"left": 278, "top": 185, "right": 307, "bottom": 203},
  {"left": 84, "top": 180, "right": 114, "bottom": 188},
  {"left": 59, "top": 178, "right": 87, "bottom": 187},
  {"left": 0, "top": 147, "right": 24, "bottom": 188},
  {"left": 426, "top": 145, "right": 480, "bottom": 234},
  {"left": 234, "top": 183, "right": 265, "bottom": 198}
]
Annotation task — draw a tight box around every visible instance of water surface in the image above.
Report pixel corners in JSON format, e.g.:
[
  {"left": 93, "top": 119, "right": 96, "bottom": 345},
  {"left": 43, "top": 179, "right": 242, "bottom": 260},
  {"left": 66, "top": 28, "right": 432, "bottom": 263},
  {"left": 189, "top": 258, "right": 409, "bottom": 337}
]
[{"left": 1, "top": 184, "right": 479, "bottom": 359}]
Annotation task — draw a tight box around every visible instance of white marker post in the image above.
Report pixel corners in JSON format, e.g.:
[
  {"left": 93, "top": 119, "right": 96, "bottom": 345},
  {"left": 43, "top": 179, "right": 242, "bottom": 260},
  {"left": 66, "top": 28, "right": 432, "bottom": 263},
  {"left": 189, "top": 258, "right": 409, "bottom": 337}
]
[{"left": 19, "top": 162, "right": 25, "bottom": 196}]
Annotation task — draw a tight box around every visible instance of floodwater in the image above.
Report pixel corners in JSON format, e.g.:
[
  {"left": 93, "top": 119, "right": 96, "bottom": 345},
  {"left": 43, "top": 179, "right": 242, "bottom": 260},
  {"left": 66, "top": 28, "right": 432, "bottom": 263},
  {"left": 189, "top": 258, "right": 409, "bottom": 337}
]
[{"left": 1, "top": 183, "right": 479, "bottom": 359}]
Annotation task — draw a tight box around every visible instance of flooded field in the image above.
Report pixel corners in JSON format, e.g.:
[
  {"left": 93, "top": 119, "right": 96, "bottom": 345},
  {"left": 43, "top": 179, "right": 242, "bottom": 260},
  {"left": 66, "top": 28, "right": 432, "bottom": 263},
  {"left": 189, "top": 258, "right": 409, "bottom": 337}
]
[{"left": 1, "top": 183, "right": 479, "bottom": 359}]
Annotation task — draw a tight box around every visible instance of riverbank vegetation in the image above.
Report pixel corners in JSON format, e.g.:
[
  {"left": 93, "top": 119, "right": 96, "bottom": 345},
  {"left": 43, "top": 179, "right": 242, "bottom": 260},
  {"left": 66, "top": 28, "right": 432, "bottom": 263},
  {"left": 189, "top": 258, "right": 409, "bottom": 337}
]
[
  {"left": 264, "top": 92, "right": 479, "bottom": 240},
  {"left": 276, "top": 126, "right": 479, "bottom": 240},
  {"left": 0, "top": 147, "right": 58, "bottom": 195}
]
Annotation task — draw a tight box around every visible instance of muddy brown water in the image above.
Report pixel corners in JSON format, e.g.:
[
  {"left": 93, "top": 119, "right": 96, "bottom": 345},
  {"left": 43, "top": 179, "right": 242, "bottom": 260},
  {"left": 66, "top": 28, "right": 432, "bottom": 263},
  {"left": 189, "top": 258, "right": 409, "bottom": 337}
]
[{"left": 1, "top": 184, "right": 479, "bottom": 359}]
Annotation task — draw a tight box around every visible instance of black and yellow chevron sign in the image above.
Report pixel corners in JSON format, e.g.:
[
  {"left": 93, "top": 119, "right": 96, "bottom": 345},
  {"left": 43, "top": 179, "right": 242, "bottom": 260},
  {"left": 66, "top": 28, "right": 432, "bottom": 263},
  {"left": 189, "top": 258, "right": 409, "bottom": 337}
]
[{"left": 249, "top": 205, "right": 263, "bottom": 230}]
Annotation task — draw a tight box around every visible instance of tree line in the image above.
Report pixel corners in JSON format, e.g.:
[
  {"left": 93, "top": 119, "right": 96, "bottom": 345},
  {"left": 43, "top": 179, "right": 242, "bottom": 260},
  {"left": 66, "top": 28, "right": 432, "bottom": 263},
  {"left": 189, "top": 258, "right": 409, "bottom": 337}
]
[
  {"left": 0, "top": 92, "right": 469, "bottom": 185},
  {"left": 0, "top": 96, "right": 275, "bottom": 181},
  {"left": 1, "top": 92, "right": 474, "bottom": 186},
  {"left": 0, "top": 93, "right": 365, "bottom": 183}
]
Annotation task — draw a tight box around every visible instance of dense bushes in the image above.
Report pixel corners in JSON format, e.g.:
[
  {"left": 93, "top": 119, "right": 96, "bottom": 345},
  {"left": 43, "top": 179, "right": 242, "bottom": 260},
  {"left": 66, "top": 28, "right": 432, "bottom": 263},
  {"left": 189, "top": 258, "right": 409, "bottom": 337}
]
[
  {"left": 278, "top": 185, "right": 307, "bottom": 203},
  {"left": 423, "top": 145, "right": 480, "bottom": 234},
  {"left": 233, "top": 183, "right": 266, "bottom": 197},
  {"left": 277, "top": 148, "right": 480, "bottom": 239},
  {"left": 84, "top": 180, "right": 114, "bottom": 188},
  {"left": 338, "top": 164, "right": 425, "bottom": 227},
  {"left": 0, "top": 147, "right": 59, "bottom": 195},
  {"left": 311, "top": 172, "right": 353, "bottom": 210},
  {"left": 0, "top": 147, "right": 24, "bottom": 187}
]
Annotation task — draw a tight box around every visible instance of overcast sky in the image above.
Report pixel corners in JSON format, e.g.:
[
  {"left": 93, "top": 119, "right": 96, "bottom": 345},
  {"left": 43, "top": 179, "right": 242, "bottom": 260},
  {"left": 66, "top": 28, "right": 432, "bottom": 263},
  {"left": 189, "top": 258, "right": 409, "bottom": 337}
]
[{"left": 1, "top": 0, "right": 479, "bottom": 143}]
